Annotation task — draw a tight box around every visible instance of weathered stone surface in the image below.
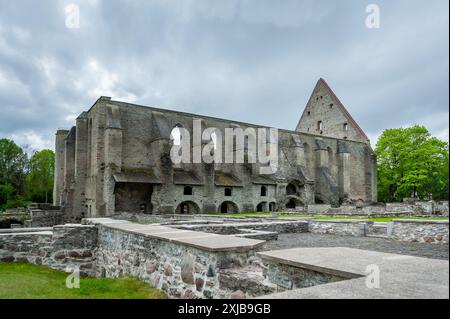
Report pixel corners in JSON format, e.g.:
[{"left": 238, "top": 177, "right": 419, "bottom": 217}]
[
  {"left": 146, "top": 261, "right": 158, "bottom": 274},
  {"left": 0, "top": 250, "right": 14, "bottom": 262},
  {"left": 391, "top": 220, "right": 449, "bottom": 244},
  {"left": 180, "top": 254, "right": 195, "bottom": 284},
  {"left": 163, "top": 263, "right": 173, "bottom": 276},
  {"left": 195, "top": 277, "right": 204, "bottom": 291},
  {"left": 55, "top": 79, "right": 377, "bottom": 219},
  {"left": 230, "top": 290, "right": 246, "bottom": 299}
]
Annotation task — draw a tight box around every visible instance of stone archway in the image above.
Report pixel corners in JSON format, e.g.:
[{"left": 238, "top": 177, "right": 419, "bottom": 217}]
[
  {"left": 219, "top": 201, "right": 239, "bottom": 214},
  {"left": 176, "top": 201, "right": 200, "bottom": 214},
  {"left": 285, "top": 197, "right": 303, "bottom": 209},
  {"left": 256, "top": 202, "right": 268, "bottom": 212},
  {"left": 286, "top": 180, "right": 305, "bottom": 197}
]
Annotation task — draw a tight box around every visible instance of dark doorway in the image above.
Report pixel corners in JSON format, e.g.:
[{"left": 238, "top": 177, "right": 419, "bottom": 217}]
[
  {"left": 286, "top": 199, "right": 297, "bottom": 209},
  {"left": 261, "top": 186, "right": 267, "bottom": 197},
  {"left": 219, "top": 201, "right": 238, "bottom": 214},
  {"left": 115, "top": 183, "right": 153, "bottom": 214},
  {"left": 221, "top": 202, "right": 228, "bottom": 213},
  {"left": 286, "top": 183, "right": 297, "bottom": 196}
]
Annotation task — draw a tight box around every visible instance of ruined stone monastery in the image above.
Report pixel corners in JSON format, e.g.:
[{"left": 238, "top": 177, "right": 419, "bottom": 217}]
[{"left": 53, "top": 78, "right": 377, "bottom": 221}]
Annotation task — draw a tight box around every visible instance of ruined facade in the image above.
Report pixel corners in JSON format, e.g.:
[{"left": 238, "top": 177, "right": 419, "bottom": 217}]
[{"left": 53, "top": 78, "right": 377, "bottom": 221}]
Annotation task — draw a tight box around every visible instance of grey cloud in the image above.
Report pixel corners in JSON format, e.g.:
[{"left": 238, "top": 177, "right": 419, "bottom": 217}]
[{"left": 0, "top": 0, "right": 448, "bottom": 152}]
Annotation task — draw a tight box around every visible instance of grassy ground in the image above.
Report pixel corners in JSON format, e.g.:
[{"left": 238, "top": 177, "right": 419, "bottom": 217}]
[
  {"left": 207, "top": 212, "right": 448, "bottom": 222},
  {"left": 0, "top": 263, "right": 167, "bottom": 299}
]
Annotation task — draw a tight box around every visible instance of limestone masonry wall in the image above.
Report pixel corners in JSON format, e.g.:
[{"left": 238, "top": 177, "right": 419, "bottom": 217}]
[
  {"left": 96, "top": 225, "right": 264, "bottom": 298},
  {"left": 0, "top": 225, "right": 97, "bottom": 276},
  {"left": 308, "top": 220, "right": 369, "bottom": 237},
  {"left": 0, "top": 217, "right": 448, "bottom": 300},
  {"left": 391, "top": 220, "right": 448, "bottom": 244}
]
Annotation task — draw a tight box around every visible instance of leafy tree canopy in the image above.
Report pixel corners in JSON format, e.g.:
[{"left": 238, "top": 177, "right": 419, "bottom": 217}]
[
  {"left": 375, "top": 125, "right": 449, "bottom": 202},
  {"left": 26, "top": 149, "right": 55, "bottom": 203}
]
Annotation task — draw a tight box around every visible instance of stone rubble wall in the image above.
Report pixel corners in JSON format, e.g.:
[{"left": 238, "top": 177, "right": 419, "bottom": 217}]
[
  {"left": 95, "top": 224, "right": 268, "bottom": 299},
  {"left": 390, "top": 220, "right": 449, "bottom": 244},
  {"left": 308, "top": 220, "right": 370, "bottom": 237},
  {"left": 0, "top": 231, "right": 52, "bottom": 264},
  {"left": 0, "top": 224, "right": 98, "bottom": 276},
  {"left": 173, "top": 220, "right": 309, "bottom": 235},
  {"left": 262, "top": 259, "right": 350, "bottom": 290},
  {"left": 29, "top": 209, "right": 64, "bottom": 227},
  {"left": 1, "top": 217, "right": 449, "bottom": 300}
]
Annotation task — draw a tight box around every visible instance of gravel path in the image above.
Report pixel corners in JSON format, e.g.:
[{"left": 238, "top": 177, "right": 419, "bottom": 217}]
[{"left": 263, "top": 233, "right": 449, "bottom": 260}]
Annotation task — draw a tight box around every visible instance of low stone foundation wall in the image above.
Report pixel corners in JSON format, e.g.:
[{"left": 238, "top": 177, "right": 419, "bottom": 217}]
[
  {"left": 263, "top": 260, "right": 350, "bottom": 290},
  {"left": 96, "top": 225, "right": 262, "bottom": 298},
  {"left": 390, "top": 220, "right": 449, "bottom": 244},
  {"left": 29, "top": 209, "right": 64, "bottom": 227},
  {"left": 308, "top": 220, "right": 369, "bottom": 237},
  {"left": 174, "top": 220, "right": 309, "bottom": 235},
  {"left": 0, "top": 224, "right": 98, "bottom": 276},
  {"left": 0, "top": 230, "right": 52, "bottom": 264}
]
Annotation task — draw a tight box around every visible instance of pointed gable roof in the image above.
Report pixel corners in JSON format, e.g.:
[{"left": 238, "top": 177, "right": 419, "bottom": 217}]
[
  {"left": 296, "top": 78, "right": 369, "bottom": 142},
  {"left": 318, "top": 78, "right": 368, "bottom": 141}
]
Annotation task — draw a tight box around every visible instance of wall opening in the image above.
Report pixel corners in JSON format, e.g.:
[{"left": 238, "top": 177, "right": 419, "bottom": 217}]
[
  {"left": 183, "top": 186, "right": 193, "bottom": 196},
  {"left": 317, "top": 121, "right": 323, "bottom": 131},
  {"left": 176, "top": 201, "right": 200, "bottom": 214},
  {"left": 170, "top": 124, "right": 183, "bottom": 146},
  {"left": 261, "top": 186, "right": 267, "bottom": 197},
  {"left": 219, "top": 201, "right": 238, "bottom": 214},
  {"left": 269, "top": 202, "right": 277, "bottom": 212},
  {"left": 256, "top": 202, "right": 268, "bottom": 212},
  {"left": 224, "top": 188, "right": 232, "bottom": 197},
  {"left": 114, "top": 183, "right": 153, "bottom": 214},
  {"left": 286, "top": 199, "right": 297, "bottom": 209}
]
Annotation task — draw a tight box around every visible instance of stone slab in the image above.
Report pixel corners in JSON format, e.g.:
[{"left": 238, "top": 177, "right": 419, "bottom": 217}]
[
  {"left": 257, "top": 247, "right": 449, "bottom": 299},
  {"left": 0, "top": 227, "right": 53, "bottom": 234},
  {"left": 89, "top": 218, "right": 265, "bottom": 252}
]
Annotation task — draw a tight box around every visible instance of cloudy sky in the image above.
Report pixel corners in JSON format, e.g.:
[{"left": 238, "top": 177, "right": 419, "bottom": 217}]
[{"left": 0, "top": 0, "right": 448, "bottom": 152}]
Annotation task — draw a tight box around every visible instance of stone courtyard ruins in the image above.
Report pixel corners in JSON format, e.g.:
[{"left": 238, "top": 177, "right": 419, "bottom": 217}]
[
  {"left": 53, "top": 78, "right": 377, "bottom": 220},
  {"left": 1, "top": 78, "right": 448, "bottom": 299}
]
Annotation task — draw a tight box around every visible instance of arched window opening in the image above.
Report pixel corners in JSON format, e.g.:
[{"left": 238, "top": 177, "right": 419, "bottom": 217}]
[
  {"left": 286, "top": 184, "right": 297, "bottom": 196},
  {"left": 261, "top": 186, "right": 267, "bottom": 197},
  {"left": 170, "top": 125, "right": 182, "bottom": 146}
]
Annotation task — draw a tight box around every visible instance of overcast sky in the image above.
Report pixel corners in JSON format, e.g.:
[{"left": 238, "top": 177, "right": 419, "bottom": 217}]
[{"left": 0, "top": 0, "right": 448, "bottom": 152}]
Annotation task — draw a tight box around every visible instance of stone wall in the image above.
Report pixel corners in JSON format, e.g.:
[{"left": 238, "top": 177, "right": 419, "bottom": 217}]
[
  {"left": 0, "top": 224, "right": 98, "bottom": 276},
  {"left": 262, "top": 259, "right": 350, "bottom": 290},
  {"left": 29, "top": 209, "right": 64, "bottom": 227},
  {"left": 174, "top": 220, "right": 309, "bottom": 235},
  {"left": 390, "top": 220, "right": 449, "bottom": 244},
  {"left": 95, "top": 225, "right": 265, "bottom": 298},
  {"left": 308, "top": 220, "right": 369, "bottom": 237},
  {"left": 0, "top": 230, "right": 52, "bottom": 264}
]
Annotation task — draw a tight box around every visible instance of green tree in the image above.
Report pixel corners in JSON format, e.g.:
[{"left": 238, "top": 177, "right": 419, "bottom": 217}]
[
  {"left": 375, "top": 125, "right": 449, "bottom": 202},
  {"left": 26, "top": 149, "right": 55, "bottom": 203},
  {"left": 0, "top": 139, "right": 28, "bottom": 194}
]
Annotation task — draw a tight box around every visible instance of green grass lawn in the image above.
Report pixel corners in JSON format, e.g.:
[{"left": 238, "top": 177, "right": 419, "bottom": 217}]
[{"left": 0, "top": 263, "right": 167, "bottom": 299}]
